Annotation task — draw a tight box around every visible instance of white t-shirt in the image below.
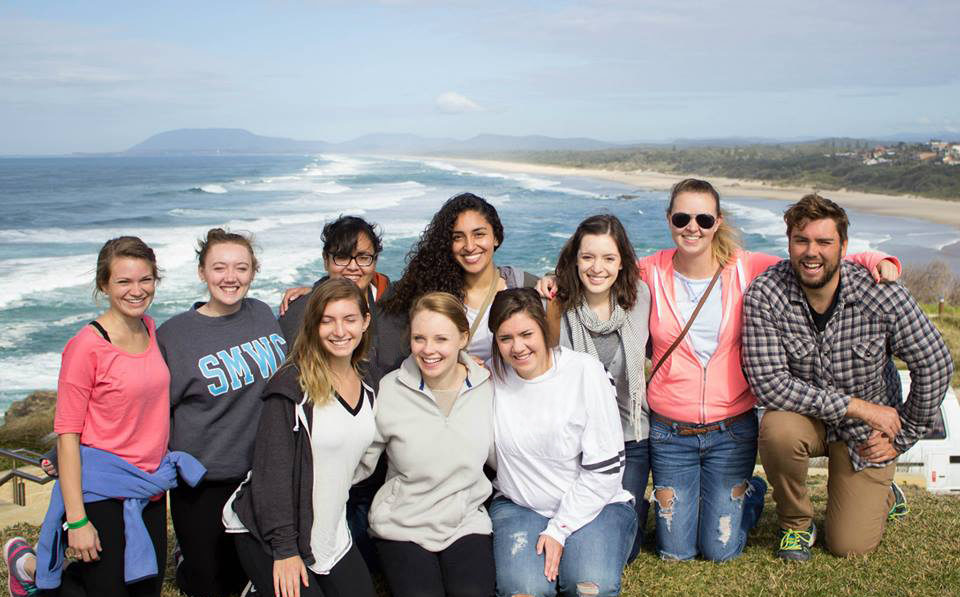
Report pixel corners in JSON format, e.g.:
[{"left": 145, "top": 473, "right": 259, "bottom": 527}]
[
  {"left": 673, "top": 271, "right": 722, "bottom": 366},
  {"left": 465, "top": 304, "right": 493, "bottom": 363},
  {"left": 307, "top": 384, "right": 376, "bottom": 574},
  {"left": 493, "top": 347, "right": 633, "bottom": 545}
]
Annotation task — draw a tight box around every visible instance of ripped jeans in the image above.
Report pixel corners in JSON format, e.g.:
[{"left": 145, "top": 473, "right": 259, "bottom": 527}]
[
  {"left": 490, "top": 496, "right": 636, "bottom": 597},
  {"left": 649, "top": 411, "right": 762, "bottom": 561}
]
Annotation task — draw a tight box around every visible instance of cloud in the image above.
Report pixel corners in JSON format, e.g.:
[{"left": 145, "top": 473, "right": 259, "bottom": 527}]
[{"left": 435, "top": 91, "right": 484, "bottom": 114}]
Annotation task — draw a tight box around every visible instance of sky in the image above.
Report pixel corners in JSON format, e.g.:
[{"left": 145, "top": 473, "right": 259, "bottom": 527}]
[{"left": 1, "top": 0, "right": 959, "bottom": 154}]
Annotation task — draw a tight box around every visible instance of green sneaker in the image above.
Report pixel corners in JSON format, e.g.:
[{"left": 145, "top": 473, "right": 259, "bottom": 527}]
[
  {"left": 777, "top": 523, "right": 816, "bottom": 561},
  {"left": 888, "top": 481, "right": 909, "bottom": 521}
]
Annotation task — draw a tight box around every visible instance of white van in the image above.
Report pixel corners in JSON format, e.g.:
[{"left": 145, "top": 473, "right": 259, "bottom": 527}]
[{"left": 896, "top": 371, "right": 960, "bottom": 494}]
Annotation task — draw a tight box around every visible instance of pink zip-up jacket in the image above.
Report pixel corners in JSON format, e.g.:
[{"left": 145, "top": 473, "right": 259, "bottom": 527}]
[{"left": 640, "top": 248, "right": 899, "bottom": 424}]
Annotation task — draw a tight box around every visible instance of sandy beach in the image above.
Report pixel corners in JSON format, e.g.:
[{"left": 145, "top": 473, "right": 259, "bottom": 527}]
[{"left": 443, "top": 158, "right": 960, "bottom": 232}]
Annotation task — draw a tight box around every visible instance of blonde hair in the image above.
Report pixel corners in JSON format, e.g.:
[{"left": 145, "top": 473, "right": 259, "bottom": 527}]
[
  {"left": 668, "top": 178, "right": 741, "bottom": 266},
  {"left": 409, "top": 292, "right": 470, "bottom": 337},
  {"left": 283, "top": 278, "right": 371, "bottom": 404}
]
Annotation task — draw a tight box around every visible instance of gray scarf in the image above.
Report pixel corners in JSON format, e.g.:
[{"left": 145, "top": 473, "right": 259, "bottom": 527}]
[{"left": 564, "top": 298, "right": 648, "bottom": 439}]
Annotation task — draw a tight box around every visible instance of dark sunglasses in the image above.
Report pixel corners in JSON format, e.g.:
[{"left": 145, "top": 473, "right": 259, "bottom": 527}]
[{"left": 670, "top": 212, "right": 717, "bottom": 229}]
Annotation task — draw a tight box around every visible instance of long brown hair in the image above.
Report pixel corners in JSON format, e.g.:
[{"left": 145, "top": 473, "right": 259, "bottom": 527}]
[
  {"left": 554, "top": 214, "right": 639, "bottom": 312},
  {"left": 668, "top": 178, "right": 741, "bottom": 266},
  {"left": 487, "top": 288, "right": 550, "bottom": 380},
  {"left": 283, "top": 278, "right": 371, "bottom": 404}
]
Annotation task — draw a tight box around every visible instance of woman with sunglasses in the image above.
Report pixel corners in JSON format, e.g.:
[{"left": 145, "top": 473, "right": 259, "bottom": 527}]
[
  {"left": 539, "top": 179, "right": 899, "bottom": 562},
  {"left": 640, "top": 178, "right": 900, "bottom": 561}
]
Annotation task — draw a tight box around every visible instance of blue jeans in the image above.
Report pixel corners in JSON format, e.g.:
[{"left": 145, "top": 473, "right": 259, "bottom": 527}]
[
  {"left": 621, "top": 439, "right": 650, "bottom": 562},
  {"left": 649, "top": 411, "right": 762, "bottom": 561},
  {"left": 490, "top": 496, "right": 637, "bottom": 597}
]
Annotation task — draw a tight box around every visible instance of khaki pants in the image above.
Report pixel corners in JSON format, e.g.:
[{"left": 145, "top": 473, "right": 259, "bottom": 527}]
[{"left": 758, "top": 410, "right": 895, "bottom": 557}]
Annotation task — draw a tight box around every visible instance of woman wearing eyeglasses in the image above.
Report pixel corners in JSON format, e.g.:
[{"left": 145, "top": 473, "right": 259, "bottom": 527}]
[
  {"left": 638, "top": 179, "right": 899, "bottom": 561},
  {"left": 278, "top": 216, "right": 390, "bottom": 349}
]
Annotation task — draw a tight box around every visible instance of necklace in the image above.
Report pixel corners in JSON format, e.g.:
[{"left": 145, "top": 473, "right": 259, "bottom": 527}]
[{"left": 677, "top": 272, "right": 712, "bottom": 304}]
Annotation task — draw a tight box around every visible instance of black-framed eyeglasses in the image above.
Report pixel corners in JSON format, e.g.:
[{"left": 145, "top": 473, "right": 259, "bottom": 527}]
[
  {"left": 670, "top": 212, "right": 717, "bottom": 230},
  {"left": 331, "top": 253, "right": 376, "bottom": 267}
]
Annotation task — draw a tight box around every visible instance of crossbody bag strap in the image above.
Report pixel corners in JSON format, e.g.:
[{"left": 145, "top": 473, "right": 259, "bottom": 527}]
[
  {"left": 646, "top": 264, "right": 723, "bottom": 387},
  {"left": 468, "top": 270, "right": 502, "bottom": 341}
]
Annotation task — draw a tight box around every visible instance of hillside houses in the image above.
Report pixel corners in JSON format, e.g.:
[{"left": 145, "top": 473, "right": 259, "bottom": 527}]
[{"left": 861, "top": 140, "right": 960, "bottom": 166}]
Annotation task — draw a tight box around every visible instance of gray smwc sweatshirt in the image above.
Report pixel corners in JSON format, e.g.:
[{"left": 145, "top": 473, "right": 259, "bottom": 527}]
[{"left": 356, "top": 351, "right": 495, "bottom": 551}]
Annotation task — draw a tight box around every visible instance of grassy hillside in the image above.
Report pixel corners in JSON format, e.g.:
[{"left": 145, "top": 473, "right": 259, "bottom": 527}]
[
  {"left": 491, "top": 142, "right": 960, "bottom": 200},
  {"left": 2, "top": 477, "right": 957, "bottom": 597}
]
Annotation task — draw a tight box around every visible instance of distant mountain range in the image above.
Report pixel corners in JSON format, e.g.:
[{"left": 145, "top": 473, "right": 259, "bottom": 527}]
[
  {"left": 123, "top": 128, "right": 621, "bottom": 156},
  {"left": 119, "top": 127, "right": 960, "bottom": 157}
]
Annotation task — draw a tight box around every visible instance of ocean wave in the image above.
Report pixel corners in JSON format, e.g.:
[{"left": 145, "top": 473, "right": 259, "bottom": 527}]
[
  {"left": 189, "top": 184, "right": 228, "bottom": 194},
  {"left": 241, "top": 177, "right": 351, "bottom": 195},
  {"left": 168, "top": 207, "right": 227, "bottom": 218},
  {"left": 847, "top": 233, "right": 892, "bottom": 254},
  {"left": 0, "top": 254, "right": 97, "bottom": 309},
  {"left": 273, "top": 181, "right": 426, "bottom": 212},
  {"left": 381, "top": 219, "right": 432, "bottom": 242},
  {"left": 0, "top": 312, "right": 96, "bottom": 350},
  {"left": 0, "top": 352, "right": 61, "bottom": 392},
  {"left": 420, "top": 160, "right": 604, "bottom": 198},
  {"left": 936, "top": 238, "right": 960, "bottom": 251},
  {"left": 725, "top": 201, "right": 788, "bottom": 241},
  {"left": 303, "top": 154, "right": 374, "bottom": 177}
]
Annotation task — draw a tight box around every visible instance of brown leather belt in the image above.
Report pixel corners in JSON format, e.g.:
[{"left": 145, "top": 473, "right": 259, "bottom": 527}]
[{"left": 651, "top": 410, "right": 755, "bottom": 436}]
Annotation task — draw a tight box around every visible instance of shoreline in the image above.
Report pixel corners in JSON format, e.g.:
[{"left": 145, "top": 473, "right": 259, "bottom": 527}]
[{"left": 437, "top": 157, "right": 960, "bottom": 231}]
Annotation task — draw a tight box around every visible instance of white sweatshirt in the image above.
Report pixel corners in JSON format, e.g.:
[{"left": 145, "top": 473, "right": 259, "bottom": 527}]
[{"left": 493, "top": 346, "right": 632, "bottom": 546}]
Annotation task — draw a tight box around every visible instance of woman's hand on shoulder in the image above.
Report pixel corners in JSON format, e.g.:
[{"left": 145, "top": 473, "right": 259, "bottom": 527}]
[
  {"left": 279, "top": 287, "right": 312, "bottom": 316},
  {"left": 67, "top": 522, "right": 101, "bottom": 562},
  {"left": 536, "top": 274, "right": 557, "bottom": 300},
  {"left": 873, "top": 259, "right": 900, "bottom": 283},
  {"left": 273, "top": 555, "right": 309, "bottom": 597}
]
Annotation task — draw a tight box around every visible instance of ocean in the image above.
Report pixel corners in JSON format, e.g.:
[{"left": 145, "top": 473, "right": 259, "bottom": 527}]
[{"left": 1, "top": 153, "right": 958, "bottom": 415}]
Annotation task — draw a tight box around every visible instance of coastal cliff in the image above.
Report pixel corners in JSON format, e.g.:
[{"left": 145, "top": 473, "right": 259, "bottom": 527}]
[{"left": 0, "top": 391, "right": 55, "bottom": 453}]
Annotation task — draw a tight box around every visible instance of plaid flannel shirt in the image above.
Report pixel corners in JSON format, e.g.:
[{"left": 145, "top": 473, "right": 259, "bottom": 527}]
[{"left": 742, "top": 260, "right": 953, "bottom": 471}]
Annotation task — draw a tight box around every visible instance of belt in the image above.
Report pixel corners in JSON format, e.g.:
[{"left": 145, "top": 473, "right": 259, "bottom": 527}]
[{"left": 651, "top": 410, "right": 755, "bottom": 436}]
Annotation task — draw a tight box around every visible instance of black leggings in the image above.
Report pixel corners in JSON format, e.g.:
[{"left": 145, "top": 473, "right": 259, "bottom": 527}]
[
  {"left": 375, "top": 534, "right": 495, "bottom": 597},
  {"left": 39, "top": 497, "right": 167, "bottom": 597},
  {"left": 170, "top": 478, "right": 248, "bottom": 597},
  {"left": 234, "top": 533, "right": 375, "bottom": 597}
]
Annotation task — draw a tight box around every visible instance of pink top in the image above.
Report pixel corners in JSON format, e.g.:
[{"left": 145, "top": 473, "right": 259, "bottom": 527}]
[
  {"left": 54, "top": 316, "right": 171, "bottom": 473},
  {"left": 640, "top": 249, "right": 898, "bottom": 424}
]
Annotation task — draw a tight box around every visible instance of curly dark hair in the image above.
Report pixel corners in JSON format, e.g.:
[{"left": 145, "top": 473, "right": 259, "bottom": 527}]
[
  {"left": 381, "top": 193, "right": 504, "bottom": 316},
  {"left": 554, "top": 214, "right": 639, "bottom": 312}
]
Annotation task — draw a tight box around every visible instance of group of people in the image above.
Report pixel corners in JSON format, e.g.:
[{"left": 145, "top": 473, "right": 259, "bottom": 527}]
[{"left": 2, "top": 180, "right": 952, "bottom": 597}]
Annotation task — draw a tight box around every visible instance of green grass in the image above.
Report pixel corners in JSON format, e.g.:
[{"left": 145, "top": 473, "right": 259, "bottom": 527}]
[
  {"left": 3, "top": 476, "right": 958, "bottom": 597},
  {"left": 923, "top": 305, "right": 960, "bottom": 389}
]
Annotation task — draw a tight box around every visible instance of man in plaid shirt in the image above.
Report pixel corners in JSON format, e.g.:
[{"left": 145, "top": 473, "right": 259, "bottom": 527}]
[{"left": 742, "top": 194, "right": 953, "bottom": 561}]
